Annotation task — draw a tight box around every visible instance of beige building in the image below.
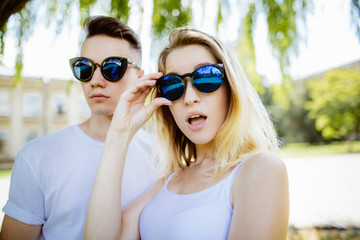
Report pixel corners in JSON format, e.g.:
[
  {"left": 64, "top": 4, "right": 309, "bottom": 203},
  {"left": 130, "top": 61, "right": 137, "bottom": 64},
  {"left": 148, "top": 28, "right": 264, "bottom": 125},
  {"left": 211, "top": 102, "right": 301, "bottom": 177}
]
[{"left": 0, "top": 75, "right": 90, "bottom": 162}]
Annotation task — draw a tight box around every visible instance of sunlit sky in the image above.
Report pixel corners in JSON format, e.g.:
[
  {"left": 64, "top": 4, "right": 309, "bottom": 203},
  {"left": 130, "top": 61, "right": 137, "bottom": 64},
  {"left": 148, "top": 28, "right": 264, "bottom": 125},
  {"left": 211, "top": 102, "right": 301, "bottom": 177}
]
[{"left": 0, "top": 0, "right": 359, "bottom": 84}]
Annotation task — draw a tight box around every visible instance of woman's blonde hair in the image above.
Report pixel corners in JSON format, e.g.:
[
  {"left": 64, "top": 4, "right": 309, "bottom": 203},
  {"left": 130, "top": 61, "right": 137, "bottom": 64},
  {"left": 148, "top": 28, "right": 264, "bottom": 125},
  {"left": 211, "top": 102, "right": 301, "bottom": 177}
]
[{"left": 152, "top": 27, "right": 279, "bottom": 177}]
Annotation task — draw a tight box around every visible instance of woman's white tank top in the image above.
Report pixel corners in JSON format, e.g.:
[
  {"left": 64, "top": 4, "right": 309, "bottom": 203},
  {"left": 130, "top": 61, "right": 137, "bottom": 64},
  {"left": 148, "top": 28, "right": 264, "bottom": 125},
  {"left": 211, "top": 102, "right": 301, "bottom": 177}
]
[{"left": 140, "top": 161, "right": 246, "bottom": 240}]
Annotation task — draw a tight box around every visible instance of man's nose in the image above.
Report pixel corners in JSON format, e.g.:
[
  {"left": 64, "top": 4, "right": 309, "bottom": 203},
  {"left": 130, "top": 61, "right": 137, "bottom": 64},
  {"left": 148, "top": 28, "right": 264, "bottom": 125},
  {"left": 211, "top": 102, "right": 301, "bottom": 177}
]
[{"left": 89, "top": 65, "right": 106, "bottom": 87}]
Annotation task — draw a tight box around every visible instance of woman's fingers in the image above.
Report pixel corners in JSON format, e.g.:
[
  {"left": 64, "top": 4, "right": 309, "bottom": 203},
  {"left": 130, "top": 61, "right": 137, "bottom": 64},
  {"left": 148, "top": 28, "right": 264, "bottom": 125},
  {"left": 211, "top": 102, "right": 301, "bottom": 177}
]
[
  {"left": 111, "top": 72, "right": 169, "bottom": 133},
  {"left": 121, "top": 72, "right": 162, "bottom": 102},
  {"left": 121, "top": 80, "right": 153, "bottom": 101},
  {"left": 144, "top": 97, "right": 172, "bottom": 119}
]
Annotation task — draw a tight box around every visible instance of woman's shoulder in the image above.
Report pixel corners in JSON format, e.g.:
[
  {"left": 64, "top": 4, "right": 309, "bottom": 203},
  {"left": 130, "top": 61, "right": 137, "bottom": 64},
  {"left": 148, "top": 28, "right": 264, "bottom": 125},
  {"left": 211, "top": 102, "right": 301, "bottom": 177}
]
[
  {"left": 232, "top": 152, "right": 288, "bottom": 195},
  {"left": 241, "top": 152, "right": 286, "bottom": 174}
]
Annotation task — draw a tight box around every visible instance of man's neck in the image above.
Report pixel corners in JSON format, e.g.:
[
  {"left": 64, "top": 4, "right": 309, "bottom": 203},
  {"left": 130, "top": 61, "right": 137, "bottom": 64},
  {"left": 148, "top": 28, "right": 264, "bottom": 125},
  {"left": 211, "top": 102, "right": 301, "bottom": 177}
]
[{"left": 80, "top": 114, "right": 112, "bottom": 142}]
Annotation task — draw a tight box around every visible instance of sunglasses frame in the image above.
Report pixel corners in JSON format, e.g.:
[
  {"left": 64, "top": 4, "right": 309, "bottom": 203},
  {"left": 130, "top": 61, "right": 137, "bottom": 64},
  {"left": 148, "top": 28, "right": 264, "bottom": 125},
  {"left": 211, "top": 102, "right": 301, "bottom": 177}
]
[
  {"left": 157, "top": 63, "right": 225, "bottom": 101},
  {"left": 69, "top": 56, "right": 140, "bottom": 82}
]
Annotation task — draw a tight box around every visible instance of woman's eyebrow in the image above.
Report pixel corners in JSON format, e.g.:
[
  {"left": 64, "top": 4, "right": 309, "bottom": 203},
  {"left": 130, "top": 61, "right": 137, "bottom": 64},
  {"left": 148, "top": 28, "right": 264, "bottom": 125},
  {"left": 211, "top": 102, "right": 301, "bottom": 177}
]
[
  {"left": 193, "top": 62, "right": 212, "bottom": 69},
  {"left": 165, "top": 62, "right": 214, "bottom": 75}
]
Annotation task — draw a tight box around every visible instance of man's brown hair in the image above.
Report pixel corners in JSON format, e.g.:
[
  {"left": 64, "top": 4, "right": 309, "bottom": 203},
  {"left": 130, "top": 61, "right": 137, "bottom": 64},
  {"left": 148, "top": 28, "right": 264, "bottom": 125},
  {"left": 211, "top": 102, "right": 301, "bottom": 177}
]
[{"left": 83, "top": 16, "right": 142, "bottom": 55}]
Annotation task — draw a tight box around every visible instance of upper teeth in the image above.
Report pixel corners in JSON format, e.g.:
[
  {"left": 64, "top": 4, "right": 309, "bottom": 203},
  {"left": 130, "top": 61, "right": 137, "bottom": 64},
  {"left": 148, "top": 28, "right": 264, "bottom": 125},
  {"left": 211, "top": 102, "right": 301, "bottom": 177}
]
[{"left": 190, "top": 115, "right": 200, "bottom": 119}]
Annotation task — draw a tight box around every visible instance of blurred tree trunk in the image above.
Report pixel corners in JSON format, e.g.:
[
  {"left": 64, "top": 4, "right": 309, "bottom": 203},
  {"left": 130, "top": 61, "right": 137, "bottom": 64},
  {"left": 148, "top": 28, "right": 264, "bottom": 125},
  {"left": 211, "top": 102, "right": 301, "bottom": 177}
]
[{"left": 0, "top": 0, "right": 31, "bottom": 29}]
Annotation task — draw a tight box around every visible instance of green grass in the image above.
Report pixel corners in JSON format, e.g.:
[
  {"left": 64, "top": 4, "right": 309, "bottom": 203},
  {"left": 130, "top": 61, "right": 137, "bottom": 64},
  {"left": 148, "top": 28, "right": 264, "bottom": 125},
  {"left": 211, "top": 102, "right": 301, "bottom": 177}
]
[
  {"left": 0, "top": 169, "right": 11, "bottom": 178},
  {"left": 280, "top": 141, "right": 360, "bottom": 157}
]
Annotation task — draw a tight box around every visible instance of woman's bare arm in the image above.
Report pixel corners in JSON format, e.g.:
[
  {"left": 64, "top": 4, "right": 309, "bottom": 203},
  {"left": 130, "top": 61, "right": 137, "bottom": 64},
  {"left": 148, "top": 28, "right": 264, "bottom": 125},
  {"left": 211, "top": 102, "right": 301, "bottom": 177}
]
[{"left": 84, "top": 74, "right": 170, "bottom": 240}]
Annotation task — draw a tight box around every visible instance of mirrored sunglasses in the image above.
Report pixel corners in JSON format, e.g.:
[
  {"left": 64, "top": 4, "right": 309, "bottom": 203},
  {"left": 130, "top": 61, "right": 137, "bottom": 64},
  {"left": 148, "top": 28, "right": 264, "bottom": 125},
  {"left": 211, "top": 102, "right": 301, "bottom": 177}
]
[
  {"left": 157, "top": 63, "right": 225, "bottom": 101},
  {"left": 69, "top": 56, "right": 140, "bottom": 82}
]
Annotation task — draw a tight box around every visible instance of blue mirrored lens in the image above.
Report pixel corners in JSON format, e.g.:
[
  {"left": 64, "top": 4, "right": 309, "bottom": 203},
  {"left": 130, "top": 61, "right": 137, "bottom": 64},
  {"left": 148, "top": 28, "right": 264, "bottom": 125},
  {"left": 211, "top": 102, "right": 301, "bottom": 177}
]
[
  {"left": 103, "top": 63, "right": 120, "bottom": 79},
  {"left": 193, "top": 66, "right": 223, "bottom": 93},
  {"left": 74, "top": 59, "right": 92, "bottom": 80},
  {"left": 161, "top": 76, "right": 185, "bottom": 101},
  {"left": 102, "top": 59, "right": 124, "bottom": 81}
]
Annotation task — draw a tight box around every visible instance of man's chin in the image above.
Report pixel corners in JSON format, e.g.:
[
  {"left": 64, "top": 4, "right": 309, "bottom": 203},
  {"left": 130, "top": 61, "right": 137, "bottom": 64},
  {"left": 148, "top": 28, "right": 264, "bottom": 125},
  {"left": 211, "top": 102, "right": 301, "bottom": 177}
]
[{"left": 93, "top": 111, "right": 114, "bottom": 116}]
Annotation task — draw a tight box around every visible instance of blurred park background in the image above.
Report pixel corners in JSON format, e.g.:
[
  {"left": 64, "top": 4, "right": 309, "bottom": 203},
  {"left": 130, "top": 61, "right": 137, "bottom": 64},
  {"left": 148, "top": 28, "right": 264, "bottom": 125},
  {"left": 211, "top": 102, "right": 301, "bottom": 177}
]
[{"left": 0, "top": 0, "right": 360, "bottom": 239}]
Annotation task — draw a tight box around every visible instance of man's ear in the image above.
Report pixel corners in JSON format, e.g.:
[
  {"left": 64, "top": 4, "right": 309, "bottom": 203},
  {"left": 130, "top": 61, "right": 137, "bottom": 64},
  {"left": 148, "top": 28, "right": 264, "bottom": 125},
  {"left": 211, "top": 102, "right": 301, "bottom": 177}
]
[{"left": 138, "top": 69, "right": 144, "bottom": 78}]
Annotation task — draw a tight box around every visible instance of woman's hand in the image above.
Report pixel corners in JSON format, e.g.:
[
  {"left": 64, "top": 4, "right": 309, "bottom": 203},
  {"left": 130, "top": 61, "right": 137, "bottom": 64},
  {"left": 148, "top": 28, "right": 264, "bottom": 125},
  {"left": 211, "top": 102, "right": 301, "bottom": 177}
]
[{"left": 110, "top": 72, "right": 171, "bottom": 136}]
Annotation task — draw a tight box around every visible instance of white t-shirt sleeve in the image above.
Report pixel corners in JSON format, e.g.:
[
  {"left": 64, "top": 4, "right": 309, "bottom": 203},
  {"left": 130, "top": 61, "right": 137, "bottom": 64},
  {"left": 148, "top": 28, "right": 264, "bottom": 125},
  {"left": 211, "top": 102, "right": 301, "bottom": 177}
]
[{"left": 2, "top": 150, "right": 45, "bottom": 225}]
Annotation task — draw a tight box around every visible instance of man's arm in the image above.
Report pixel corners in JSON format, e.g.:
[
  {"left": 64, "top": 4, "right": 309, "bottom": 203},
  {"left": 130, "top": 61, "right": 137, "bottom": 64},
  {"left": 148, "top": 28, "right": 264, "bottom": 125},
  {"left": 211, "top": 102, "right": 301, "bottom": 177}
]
[{"left": 0, "top": 215, "right": 42, "bottom": 240}]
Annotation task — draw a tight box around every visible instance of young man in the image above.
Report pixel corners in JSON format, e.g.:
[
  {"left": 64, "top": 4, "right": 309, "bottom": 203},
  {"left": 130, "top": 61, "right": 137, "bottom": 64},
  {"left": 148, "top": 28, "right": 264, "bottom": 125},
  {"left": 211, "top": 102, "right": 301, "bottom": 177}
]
[{"left": 0, "top": 16, "right": 158, "bottom": 239}]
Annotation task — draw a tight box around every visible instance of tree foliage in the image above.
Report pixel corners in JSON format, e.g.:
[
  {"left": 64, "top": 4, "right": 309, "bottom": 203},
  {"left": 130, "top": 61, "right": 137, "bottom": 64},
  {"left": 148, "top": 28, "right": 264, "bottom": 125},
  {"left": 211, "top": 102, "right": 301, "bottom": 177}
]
[
  {"left": 237, "top": 3, "right": 265, "bottom": 96},
  {"left": 305, "top": 68, "right": 360, "bottom": 141},
  {"left": 10, "top": 1, "right": 37, "bottom": 86},
  {"left": 238, "top": 0, "right": 310, "bottom": 84},
  {"left": 234, "top": 0, "right": 311, "bottom": 110},
  {"left": 152, "top": 0, "right": 192, "bottom": 39},
  {"left": 109, "top": 0, "right": 131, "bottom": 23},
  {"left": 267, "top": 79, "right": 322, "bottom": 144}
]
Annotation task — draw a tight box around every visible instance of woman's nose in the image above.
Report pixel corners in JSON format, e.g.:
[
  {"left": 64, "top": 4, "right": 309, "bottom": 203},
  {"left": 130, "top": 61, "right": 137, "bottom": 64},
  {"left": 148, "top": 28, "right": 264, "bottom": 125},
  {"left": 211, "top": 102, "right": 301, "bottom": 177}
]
[{"left": 183, "top": 78, "right": 200, "bottom": 105}]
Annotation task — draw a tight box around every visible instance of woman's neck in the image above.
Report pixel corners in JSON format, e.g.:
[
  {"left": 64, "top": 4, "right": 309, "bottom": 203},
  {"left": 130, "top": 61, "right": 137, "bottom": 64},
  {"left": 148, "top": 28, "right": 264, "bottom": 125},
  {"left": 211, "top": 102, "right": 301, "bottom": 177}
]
[{"left": 195, "top": 141, "right": 213, "bottom": 157}]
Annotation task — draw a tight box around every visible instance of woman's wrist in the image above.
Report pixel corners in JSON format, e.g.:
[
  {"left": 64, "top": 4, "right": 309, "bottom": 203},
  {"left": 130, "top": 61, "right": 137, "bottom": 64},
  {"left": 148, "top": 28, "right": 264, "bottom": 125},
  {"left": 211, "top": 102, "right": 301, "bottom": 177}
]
[
  {"left": 101, "top": 129, "right": 134, "bottom": 168},
  {"left": 105, "top": 129, "right": 134, "bottom": 147},
  {"left": 107, "top": 124, "right": 136, "bottom": 139}
]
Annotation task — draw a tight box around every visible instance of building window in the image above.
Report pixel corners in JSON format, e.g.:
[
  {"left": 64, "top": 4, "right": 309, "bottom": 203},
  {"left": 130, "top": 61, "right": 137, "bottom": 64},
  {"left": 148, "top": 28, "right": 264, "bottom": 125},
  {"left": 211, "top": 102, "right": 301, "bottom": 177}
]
[
  {"left": 24, "top": 93, "right": 41, "bottom": 117},
  {"left": 0, "top": 92, "right": 10, "bottom": 116},
  {"left": 25, "top": 130, "right": 38, "bottom": 143},
  {"left": 52, "top": 94, "right": 67, "bottom": 115}
]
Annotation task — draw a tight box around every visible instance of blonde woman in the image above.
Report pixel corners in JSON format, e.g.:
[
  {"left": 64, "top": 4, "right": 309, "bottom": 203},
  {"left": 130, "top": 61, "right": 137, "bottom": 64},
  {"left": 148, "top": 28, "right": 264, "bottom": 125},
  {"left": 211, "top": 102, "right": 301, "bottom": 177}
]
[{"left": 85, "top": 28, "right": 289, "bottom": 240}]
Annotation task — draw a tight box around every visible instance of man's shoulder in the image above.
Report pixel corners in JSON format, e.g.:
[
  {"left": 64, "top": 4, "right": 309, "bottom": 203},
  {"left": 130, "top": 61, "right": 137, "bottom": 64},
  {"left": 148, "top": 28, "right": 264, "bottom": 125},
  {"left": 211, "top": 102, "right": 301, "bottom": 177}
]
[
  {"left": 13, "top": 125, "right": 80, "bottom": 171},
  {"left": 20, "top": 125, "right": 78, "bottom": 153}
]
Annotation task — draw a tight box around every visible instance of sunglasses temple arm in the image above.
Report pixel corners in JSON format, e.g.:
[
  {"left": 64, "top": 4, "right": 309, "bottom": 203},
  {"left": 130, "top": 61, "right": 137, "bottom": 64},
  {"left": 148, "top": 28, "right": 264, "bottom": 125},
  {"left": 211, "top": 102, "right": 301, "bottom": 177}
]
[{"left": 128, "top": 60, "right": 141, "bottom": 69}]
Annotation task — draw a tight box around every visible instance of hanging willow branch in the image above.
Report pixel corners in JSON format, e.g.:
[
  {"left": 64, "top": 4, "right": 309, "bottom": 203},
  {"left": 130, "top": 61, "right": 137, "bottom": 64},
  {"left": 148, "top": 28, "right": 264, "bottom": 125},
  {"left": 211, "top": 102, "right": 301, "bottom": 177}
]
[{"left": 351, "top": 0, "right": 360, "bottom": 41}]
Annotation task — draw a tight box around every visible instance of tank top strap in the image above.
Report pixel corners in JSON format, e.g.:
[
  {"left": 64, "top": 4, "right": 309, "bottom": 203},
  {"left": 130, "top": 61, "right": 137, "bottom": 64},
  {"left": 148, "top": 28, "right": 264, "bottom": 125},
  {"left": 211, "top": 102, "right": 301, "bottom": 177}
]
[
  {"left": 164, "top": 158, "right": 249, "bottom": 192},
  {"left": 227, "top": 157, "right": 249, "bottom": 186},
  {"left": 164, "top": 171, "right": 177, "bottom": 188}
]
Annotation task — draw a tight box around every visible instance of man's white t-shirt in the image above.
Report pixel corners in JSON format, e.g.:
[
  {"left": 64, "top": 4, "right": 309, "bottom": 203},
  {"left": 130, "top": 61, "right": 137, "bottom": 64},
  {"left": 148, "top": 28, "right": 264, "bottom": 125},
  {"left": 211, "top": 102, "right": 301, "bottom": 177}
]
[{"left": 2, "top": 125, "right": 158, "bottom": 239}]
